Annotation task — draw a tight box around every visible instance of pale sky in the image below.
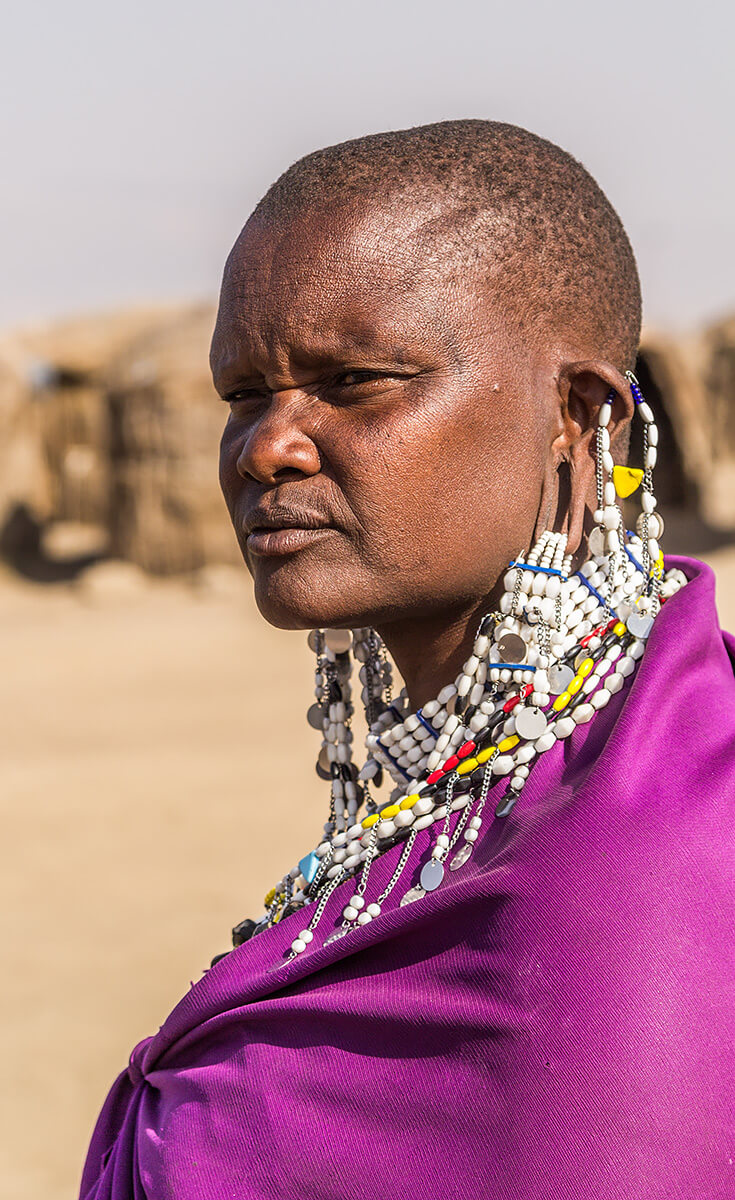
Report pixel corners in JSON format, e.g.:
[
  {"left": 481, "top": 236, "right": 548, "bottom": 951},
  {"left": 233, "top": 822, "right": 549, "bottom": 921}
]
[{"left": 2, "top": 0, "right": 733, "bottom": 332}]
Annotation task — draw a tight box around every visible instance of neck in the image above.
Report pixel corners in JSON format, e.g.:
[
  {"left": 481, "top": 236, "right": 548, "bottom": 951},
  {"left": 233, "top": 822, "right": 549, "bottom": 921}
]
[{"left": 377, "top": 596, "right": 494, "bottom": 710}]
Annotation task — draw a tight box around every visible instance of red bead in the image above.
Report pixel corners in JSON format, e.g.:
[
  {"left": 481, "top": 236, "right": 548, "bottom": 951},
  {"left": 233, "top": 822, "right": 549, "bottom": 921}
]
[
  {"left": 426, "top": 769, "right": 444, "bottom": 785},
  {"left": 457, "top": 740, "right": 476, "bottom": 759},
  {"left": 521, "top": 683, "right": 533, "bottom": 699},
  {"left": 443, "top": 754, "right": 460, "bottom": 772},
  {"left": 503, "top": 695, "right": 520, "bottom": 713}
]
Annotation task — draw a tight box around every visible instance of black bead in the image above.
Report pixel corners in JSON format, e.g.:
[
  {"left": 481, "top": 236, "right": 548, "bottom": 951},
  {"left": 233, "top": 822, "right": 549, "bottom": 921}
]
[
  {"left": 330, "top": 762, "right": 341, "bottom": 779},
  {"left": 328, "top": 681, "right": 343, "bottom": 703},
  {"left": 455, "top": 693, "right": 468, "bottom": 715},
  {"left": 340, "top": 763, "right": 352, "bottom": 780},
  {"left": 232, "top": 917, "right": 257, "bottom": 946},
  {"left": 480, "top": 614, "right": 495, "bottom": 635},
  {"left": 374, "top": 767, "right": 384, "bottom": 788},
  {"left": 464, "top": 703, "right": 478, "bottom": 724}
]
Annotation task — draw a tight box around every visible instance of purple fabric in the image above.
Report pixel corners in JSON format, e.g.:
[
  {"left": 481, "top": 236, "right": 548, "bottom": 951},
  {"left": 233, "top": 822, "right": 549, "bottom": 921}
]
[{"left": 80, "top": 556, "right": 735, "bottom": 1199}]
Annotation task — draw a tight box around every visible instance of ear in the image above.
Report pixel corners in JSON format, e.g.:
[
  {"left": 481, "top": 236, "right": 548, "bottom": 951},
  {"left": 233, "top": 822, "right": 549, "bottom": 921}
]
[{"left": 535, "top": 361, "right": 634, "bottom": 558}]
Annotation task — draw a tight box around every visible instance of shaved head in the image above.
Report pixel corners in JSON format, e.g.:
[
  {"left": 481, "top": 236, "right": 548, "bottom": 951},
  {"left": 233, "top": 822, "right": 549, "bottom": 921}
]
[{"left": 252, "top": 119, "right": 641, "bottom": 370}]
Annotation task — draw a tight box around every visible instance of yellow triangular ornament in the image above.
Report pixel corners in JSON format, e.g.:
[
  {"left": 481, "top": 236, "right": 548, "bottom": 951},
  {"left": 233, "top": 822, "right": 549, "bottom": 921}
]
[{"left": 612, "top": 465, "right": 644, "bottom": 499}]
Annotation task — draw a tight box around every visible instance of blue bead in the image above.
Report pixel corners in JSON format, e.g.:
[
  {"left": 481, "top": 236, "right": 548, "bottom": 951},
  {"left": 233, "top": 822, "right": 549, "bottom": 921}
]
[{"left": 298, "top": 851, "right": 320, "bottom": 885}]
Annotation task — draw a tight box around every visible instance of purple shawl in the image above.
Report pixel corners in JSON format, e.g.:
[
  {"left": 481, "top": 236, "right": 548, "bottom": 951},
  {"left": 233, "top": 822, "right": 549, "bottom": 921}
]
[{"left": 80, "top": 557, "right": 735, "bottom": 1199}]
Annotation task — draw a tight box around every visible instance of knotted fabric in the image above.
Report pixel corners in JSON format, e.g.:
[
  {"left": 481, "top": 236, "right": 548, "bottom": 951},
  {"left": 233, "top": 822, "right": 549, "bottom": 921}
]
[{"left": 80, "top": 557, "right": 735, "bottom": 1199}]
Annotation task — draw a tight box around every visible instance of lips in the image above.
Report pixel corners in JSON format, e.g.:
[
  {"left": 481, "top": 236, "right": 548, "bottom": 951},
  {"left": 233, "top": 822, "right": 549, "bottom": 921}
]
[{"left": 243, "top": 505, "right": 338, "bottom": 557}]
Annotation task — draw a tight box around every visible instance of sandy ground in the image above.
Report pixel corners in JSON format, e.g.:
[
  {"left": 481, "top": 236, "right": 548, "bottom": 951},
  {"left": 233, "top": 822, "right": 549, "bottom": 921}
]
[{"left": 2, "top": 548, "right": 735, "bottom": 1200}]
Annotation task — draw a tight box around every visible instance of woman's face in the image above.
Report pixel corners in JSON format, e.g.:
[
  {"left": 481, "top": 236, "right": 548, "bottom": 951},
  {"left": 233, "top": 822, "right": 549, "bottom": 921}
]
[{"left": 211, "top": 202, "right": 556, "bottom": 632}]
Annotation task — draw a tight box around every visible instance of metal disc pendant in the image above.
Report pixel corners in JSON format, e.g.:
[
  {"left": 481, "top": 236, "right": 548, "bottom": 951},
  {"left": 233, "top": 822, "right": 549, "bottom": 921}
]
[
  {"left": 450, "top": 843, "right": 473, "bottom": 871},
  {"left": 307, "top": 629, "right": 323, "bottom": 653},
  {"left": 307, "top": 703, "right": 324, "bottom": 730},
  {"left": 420, "top": 859, "right": 445, "bottom": 892},
  {"left": 627, "top": 611, "right": 654, "bottom": 639},
  {"left": 400, "top": 886, "right": 426, "bottom": 907},
  {"left": 324, "top": 628, "right": 352, "bottom": 654},
  {"left": 324, "top": 928, "right": 350, "bottom": 945},
  {"left": 549, "top": 663, "right": 574, "bottom": 694},
  {"left": 636, "top": 511, "right": 664, "bottom": 539},
  {"left": 514, "top": 705, "right": 549, "bottom": 740},
  {"left": 316, "top": 745, "right": 332, "bottom": 780},
  {"left": 588, "top": 527, "right": 606, "bottom": 557},
  {"left": 497, "top": 633, "right": 527, "bottom": 663}
]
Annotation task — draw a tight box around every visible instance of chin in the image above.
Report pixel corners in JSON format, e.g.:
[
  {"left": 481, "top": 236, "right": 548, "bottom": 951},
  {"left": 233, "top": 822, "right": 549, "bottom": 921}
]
[{"left": 251, "top": 560, "right": 374, "bottom": 631}]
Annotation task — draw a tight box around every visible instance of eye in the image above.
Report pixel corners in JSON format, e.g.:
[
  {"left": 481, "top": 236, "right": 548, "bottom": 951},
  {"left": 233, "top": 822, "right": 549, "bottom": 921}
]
[
  {"left": 222, "top": 386, "right": 270, "bottom": 408},
  {"left": 333, "top": 369, "right": 388, "bottom": 388}
]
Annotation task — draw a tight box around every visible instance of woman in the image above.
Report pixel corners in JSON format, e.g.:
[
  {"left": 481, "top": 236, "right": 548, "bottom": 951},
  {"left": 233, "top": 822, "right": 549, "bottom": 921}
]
[{"left": 81, "top": 121, "right": 735, "bottom": 1199}]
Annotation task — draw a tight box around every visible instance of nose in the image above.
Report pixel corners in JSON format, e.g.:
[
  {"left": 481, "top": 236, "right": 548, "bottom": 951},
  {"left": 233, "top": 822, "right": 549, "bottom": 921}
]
[{"left": 233, "top": 390, "right": 322, "bottom": 486}]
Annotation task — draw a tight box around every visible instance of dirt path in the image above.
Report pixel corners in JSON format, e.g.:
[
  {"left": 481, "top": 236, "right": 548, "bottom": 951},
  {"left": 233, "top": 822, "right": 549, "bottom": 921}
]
[{"left": 2, "top": 550, "right": 734, "bottom": 1199}]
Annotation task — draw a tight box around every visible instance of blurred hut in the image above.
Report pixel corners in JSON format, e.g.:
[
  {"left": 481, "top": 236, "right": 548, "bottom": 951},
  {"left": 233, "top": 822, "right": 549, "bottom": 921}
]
[{"left": 106, "top": 304, "right": 238, "bottom": 575}]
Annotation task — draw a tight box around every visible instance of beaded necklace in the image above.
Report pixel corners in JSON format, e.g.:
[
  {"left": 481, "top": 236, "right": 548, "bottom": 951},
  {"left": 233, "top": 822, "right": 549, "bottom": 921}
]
[{"left": 221, "top": 373, "right": 688, "bottom": 965}]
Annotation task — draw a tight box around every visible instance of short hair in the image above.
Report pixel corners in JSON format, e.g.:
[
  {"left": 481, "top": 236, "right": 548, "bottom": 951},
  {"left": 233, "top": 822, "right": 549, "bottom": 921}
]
[{"left": 251, "top": 119, "right": 641, "bottom": 370}]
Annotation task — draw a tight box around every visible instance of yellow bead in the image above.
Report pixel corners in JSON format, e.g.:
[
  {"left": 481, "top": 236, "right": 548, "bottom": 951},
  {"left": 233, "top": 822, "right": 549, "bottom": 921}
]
[
  {"left": 264, "top": 887, "right": 276, "bottom": 907},
  {"left": 553, "top": 692, "right": 570, "bottom": 711},
  {"left": 655, "top": 550, "right": 665, "bottom": 575},
  {"left": 476, "top": 745, "right": 497, "bottom": 764},
  {"left": 577, "top": 657, "right": 594, "bottom": 678},
  {"left": 456, "top": 756, "right": 479, "bottom": 776},
  {"left": 498, "top": 734, "right": 520, "bottom": 752},
  {"left": 361, "top": 813, "right": 379, "bottom": 828},
  {"left": 380, "top": 804, "right": 400, "bottom": 819},
  {"left": 400, "top": 794, "right": 420, "bottom": 810},
  {"left": 612, "top": 464, "right": 644, "bottom": 498},
  {"left": 568, "top": 676, "right": 583, "bottom": 695},
  {"left": 613, "top": 621, "right": 627, "bottom": 637}
]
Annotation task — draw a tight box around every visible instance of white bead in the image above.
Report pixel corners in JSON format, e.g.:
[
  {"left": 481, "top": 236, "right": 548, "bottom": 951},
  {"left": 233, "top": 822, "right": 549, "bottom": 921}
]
[
  {"left": 535, "top": 732, "right": 557, "bottom": 753},
  {"left": 590, "top": 688, "right": 610, "bottom": 710},
  {"left": 414, "top": 814, "right": 435, "bottom": 831},
  {"left": 598, "top": 404, "right": 611, "bottom": 427},
  {"left": 641, "top": 491, "right": 657, "bottom": 513},
  {"left": 291, "top": 938, "right": 307, "bottom": 954},
  {"left": 545, "top": 576, "right": 561, "bottom": 599},
  {"left": 349, "top": 894, "right": 364, "bottom": 909},
  {"left": 604, "top": 481, "right": 616, "bottom": 505},
  {"left": 464, "top": 829, "right": 479, "bottom": 843},
  {"left": 395, "top": 809, "right": 415, "bottom": 828},
  {"left": 638, "top": 401, "right": 654, "bottom": 424},
  {"left": 648, "top": 424, "right": 659, "bottom": 446},
  {"left": 377, "top": 820, "right": 396, "bottom": 839},
  {"left": 437, "top": 684, "right": 457, "bottom": 705},
  {"left": 602, "top": 505, "right": 618, "bottom": 530},
  {"left": 606, "top": 672, "right": 624, "bottom": 694},
  {"left": 602, "top": 450, "right": 614, "bottom": 474},
  {"left": 470, "top": 682, "right": 485, "bottom": 706},
  {"left": 469, "top": 816, "right": 483, "bottom": 830},
  {"left": 413, "top": 797, "right": 434, "bottom": 817},
  {"left": 515, "top": 743, "right": 536, "bottom": 764},
  {"left": 457, "top": 675, "right": 472, "bottom": 697},
  {"left": 648, "top": 538, "right": 660, "bottom": 561},
  {"left": 645, "top": 446, "right": 657, "bottom": 469},
  {"left": 629, "top": 639, "right": 645, "bottom": 660},
  {"left": 572, "top": 703, "right": 595, "bottom": 724},
  {"left": 366, "top": 903, "right": 381, "bottom": 917},
  {"left": 298, "top": 929, "right": 313, "bottom": 943},
  {"left": 431, "top": 845, "right": 444, "bottom": 859},
  {"left": 436, "top": 834, "right": 450, "bottom": 849},
  {"left": 618, "top": 655, "right": 636, "bottom": 677},
  {"left": 598, "top": 427, "right": 610, "bottom": 451},
  {"left": 554, "top": 717, "right": 575, "bottom": 738},
  {"left": 422, "top": 699, "right": 440, "bottom": 718},
  {"left": 357, "top": 911, "right": 372, "bottom": 925}
]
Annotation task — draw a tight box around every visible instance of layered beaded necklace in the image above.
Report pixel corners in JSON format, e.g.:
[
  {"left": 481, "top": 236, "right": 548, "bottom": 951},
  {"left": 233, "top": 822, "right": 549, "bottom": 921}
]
[{"left": 221, "top": 373, "right": 688, "bottom": 965}]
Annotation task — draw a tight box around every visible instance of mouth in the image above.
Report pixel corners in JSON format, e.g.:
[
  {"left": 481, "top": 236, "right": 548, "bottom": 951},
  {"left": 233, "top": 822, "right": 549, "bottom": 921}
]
[
  {"left": 246, "top": 525, "right": 337, "bottom": 557},
  {"left": 243, "top": 504, "right": 340, "bottom": 557}
]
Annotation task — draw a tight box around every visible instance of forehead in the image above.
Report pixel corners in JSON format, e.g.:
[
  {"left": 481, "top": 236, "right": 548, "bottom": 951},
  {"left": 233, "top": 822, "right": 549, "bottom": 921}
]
[{"left": 210, "top": 201, "right": 475, "bottom": 379}]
